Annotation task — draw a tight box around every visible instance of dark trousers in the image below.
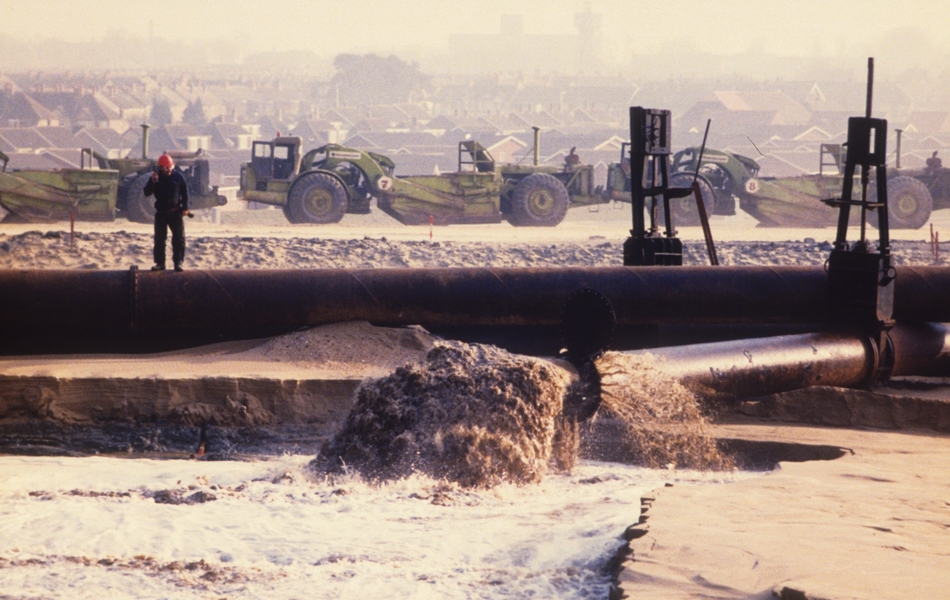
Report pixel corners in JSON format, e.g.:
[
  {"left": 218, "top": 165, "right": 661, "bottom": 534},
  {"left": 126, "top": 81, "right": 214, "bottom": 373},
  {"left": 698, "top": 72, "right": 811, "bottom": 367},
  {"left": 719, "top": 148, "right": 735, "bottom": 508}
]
[{"left": 154, "top": 210, "right": 185, "bottom": 267}]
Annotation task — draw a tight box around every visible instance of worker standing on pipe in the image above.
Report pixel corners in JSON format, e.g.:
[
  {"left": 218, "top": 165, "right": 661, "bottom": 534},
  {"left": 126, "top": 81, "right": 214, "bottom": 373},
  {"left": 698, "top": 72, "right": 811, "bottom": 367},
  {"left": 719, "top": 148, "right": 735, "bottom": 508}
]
[{"left": 145, "top": 153, "right": 191, "bottom": 272}]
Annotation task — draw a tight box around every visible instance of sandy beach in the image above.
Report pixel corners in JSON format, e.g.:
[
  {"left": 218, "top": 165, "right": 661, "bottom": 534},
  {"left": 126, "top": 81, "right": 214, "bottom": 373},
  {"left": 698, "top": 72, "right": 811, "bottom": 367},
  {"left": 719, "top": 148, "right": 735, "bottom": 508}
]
[{"left": 2, "top": 205, "right": 950, "bottom": 599}]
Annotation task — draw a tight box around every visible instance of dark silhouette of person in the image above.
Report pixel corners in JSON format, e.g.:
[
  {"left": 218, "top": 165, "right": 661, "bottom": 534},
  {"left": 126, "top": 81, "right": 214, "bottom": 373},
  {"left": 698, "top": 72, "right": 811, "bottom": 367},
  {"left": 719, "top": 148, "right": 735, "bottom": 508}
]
[{"left": 144, "top": 153, "right": 190, "bottom": 271}]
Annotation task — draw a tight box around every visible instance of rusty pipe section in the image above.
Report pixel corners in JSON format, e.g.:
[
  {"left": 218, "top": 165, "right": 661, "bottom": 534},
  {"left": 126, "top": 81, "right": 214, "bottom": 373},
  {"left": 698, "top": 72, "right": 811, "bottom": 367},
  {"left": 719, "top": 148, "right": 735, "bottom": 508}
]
[
  {"left": 3, "top": 266, "right": 950, "bottom": 345},
  {"left": 613, "top": 332, "right": 874, "bottom": 398},
  {"left": 609, "top": 323, "right": 950, "bottom": 398}
]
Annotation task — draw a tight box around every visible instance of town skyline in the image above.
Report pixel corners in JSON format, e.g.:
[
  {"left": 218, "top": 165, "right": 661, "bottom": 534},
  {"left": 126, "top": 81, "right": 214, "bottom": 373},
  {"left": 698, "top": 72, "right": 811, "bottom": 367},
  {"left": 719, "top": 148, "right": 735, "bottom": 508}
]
[{"left": 1, "top": 1, "right": 948, "bottom": 79}]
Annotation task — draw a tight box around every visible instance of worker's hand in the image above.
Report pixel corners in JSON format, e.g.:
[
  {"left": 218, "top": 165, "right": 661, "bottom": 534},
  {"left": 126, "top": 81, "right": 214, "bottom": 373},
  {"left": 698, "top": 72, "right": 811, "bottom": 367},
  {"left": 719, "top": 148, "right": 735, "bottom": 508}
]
[
  {"left": 151, "top": 171, "right": 159, "bottom": 182},
  {"left": 183, "top": 210, "right": 193, "bottom": 218}
]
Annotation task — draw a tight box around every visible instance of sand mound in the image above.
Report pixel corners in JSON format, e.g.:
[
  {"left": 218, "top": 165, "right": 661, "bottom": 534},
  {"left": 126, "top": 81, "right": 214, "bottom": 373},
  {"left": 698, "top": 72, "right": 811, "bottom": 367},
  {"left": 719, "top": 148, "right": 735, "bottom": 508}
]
[
  {"left": 311, "top": 342, "right": 576, "bottom": 488},
  {"left": 253, "top": 321, "right": 436, "bottom": 373},
  {"left": 594, "top": 352, "right": 734, "bottom": 470}
]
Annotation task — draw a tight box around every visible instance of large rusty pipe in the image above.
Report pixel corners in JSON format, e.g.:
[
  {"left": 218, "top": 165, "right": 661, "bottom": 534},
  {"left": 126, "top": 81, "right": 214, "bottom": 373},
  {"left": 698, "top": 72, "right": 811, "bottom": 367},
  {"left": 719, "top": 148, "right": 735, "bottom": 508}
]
[
  {"left": 4, "top": 265, "right": 950, "bottom": 331},
  {"left": 3, "top": 266, "right": 950, "bottom": 348},
  {"left": 605, "top": 323, "right": 950, "bottom": 398}
]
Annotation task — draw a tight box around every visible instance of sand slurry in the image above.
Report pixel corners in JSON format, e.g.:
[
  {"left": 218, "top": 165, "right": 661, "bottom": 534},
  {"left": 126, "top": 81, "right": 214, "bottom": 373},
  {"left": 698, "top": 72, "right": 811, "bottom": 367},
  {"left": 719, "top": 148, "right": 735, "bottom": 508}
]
[{"left": 313, "top": 342, "right": 577, "bottom": 488}]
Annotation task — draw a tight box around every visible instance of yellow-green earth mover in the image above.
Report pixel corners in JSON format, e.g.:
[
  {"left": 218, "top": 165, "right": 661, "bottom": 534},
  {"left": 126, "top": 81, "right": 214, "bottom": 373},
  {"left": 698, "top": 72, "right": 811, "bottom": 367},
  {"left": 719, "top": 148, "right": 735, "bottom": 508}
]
[{"left": 240, "top": 136, "right": 612, "bottom": 226}]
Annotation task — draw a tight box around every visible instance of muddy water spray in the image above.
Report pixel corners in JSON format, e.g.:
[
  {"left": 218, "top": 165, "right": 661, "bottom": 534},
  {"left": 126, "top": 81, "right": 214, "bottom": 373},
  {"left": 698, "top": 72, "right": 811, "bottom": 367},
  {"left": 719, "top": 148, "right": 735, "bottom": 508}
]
[
  {"left": 312, "top": 342, "right": 577, "bottom": 487},
  {"left": 594, "top": 352, "right": 734, "bottom": 470}
]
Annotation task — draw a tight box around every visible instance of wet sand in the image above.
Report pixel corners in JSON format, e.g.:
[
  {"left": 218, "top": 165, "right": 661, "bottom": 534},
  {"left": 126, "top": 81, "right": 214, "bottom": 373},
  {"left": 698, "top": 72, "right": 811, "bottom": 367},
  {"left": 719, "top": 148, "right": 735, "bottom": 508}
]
[{"left": 617, "top": 422, "right": 950, "bottom": 600}]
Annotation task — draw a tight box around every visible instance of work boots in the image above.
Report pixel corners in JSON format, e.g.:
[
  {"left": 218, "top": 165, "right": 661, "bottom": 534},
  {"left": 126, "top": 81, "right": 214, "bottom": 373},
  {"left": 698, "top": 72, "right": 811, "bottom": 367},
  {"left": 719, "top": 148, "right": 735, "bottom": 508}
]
[{"left": 151, "top": 264, "right": 184, "bottom": 272}]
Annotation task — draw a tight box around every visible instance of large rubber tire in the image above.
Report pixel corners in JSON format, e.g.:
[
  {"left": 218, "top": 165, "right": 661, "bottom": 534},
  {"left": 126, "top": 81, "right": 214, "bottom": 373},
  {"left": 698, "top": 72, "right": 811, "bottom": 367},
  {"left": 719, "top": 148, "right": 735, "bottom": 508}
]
[
  {"left": 876, "top": 176, "right": 932, "bottom": 230},
  {"left": 508, "top": 173, "right": 570, "bottom": 227},
  {"left": 125, "top": 172, "right": 155, "bottom": 224},
  {"left": 287, "top": 172, "right": 348, "bottom": 224},
  {"left": 662, "top": 173, "right": 716, "bottom": 227},
  {"left": 282, "top": 202, "right": 300, "bottom": 224}
]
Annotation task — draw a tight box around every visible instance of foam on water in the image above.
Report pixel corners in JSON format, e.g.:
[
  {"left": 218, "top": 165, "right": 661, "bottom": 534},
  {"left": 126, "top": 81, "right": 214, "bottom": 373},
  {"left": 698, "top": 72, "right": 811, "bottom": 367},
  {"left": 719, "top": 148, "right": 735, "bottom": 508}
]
[{"left": 0, "top": 454, "right": 750, "bottom": 599}]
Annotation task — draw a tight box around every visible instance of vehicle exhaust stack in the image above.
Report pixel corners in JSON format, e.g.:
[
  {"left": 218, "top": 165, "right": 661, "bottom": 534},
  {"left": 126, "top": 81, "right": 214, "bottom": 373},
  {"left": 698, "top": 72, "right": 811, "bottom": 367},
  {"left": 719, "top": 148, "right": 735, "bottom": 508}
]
[
  {"left": 141, "top": 123, "right": 150, "bottom": 160},
  {"left": 532, "top": 126, "right": 540, "bottom": 166}
]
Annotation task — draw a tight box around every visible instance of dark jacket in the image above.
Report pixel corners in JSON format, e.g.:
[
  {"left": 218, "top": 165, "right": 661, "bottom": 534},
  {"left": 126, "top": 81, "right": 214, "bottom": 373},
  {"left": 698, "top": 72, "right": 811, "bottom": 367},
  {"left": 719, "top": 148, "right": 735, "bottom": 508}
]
[{"left": 143, "top": 169, "right": 190, "bottom": 212}]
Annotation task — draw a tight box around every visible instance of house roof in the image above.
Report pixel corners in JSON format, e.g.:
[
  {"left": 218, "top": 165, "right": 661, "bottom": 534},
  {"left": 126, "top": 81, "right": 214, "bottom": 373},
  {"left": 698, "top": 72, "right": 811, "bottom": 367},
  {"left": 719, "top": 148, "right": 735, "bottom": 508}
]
[
  {"left": 155, "top": 86, "right": 189, "bottom": 108},
  {"left": 74, "top": 127, "right": 127, "bottom": 150},
  {"left": 72, "top": 93, "right": 121, "bottom": 122},
  {"left": 591, "top": 135, "right": 627, "bottom": 152},
  {"left": 793, "top": 126, "right": 835, "bottom": 142},
  {"left": 35, "top": 126, "right": 79, "bottom": 148},
  {"left": 142, "top": 127, "right": 182, "bottom": 152},
  {"left": 0, "top": 127, "right": 55, "bottom": 150},
  {"left": 394, "top": 103, "right": 432, "bottom": 118},
  {"left": 245, "top": 115, "right": 284, "bottom": 139},
  {"left": 510, "top": 110, "right": 563, "bottom": 129},
  {"left": 162, "top": 123, "right": 203, "bottom": 138},
  {"left": 1, "top": 93, "right": 58, "bottom": 123},
  {"left": 351, "top": 117, "right": 408, "bottom": 132},
  {"left": 341, "top": 133, "right": 378, "bottom": 148},
  {"left": 23, "top": 91, "right": 76, "bottom": 116},
  {"left": 42, "top": 148, "right": 84, "bottom": 168},
  {"left": 100, "top": 88, "right": 148, "bottom": 112},
  {"left": 342, "top": 131, "right": 447, "bottom": 151},
  {"left": 487, "top": 134, "right": 529, "bottom": 152},
  {"left": 903, "top": 112, "right": 950, "bottom": 134},
  {"left": 424, "top": 115, "right": 459, "bottom": 131},
  {"left": 207, "top": 122, "right": 252, "bottom": 138},
  {"left": 6, "top": 152, "right": 76, "bottom": 170},
  {"left": 711, "top": 91, "right": 811, "bottom": 126}
]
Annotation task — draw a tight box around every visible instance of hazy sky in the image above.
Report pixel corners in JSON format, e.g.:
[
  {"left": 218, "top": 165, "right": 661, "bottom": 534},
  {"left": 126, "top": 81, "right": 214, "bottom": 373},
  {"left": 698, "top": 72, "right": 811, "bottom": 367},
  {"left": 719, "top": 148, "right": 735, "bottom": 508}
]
[{"left": 1, "top": 0, "right": 947, "bottom": 65}]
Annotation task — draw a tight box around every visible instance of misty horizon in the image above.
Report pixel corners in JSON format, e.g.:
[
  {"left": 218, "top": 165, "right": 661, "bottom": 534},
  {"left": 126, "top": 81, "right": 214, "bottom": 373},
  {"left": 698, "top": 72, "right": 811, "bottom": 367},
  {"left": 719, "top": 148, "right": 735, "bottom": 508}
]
[{"left": 1, "top": 1, "right": 949, "bottom": 81}]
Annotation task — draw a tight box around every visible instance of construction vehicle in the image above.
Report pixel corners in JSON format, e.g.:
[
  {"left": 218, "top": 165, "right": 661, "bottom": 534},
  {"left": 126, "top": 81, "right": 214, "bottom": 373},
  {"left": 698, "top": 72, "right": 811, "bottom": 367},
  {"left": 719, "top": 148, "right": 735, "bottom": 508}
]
[
  {"left": 85, "top": 125, "right": 227, "bottom": 223},
  {"left": 0, "top": 150, "right": 118, "bottom": 223},
  {"left": 0, "top": 124, "right": 227, "bottom": 225},
  {"left": 875, "top": 149, "right": 950, "bottom": 230},
  {"left": 601, "top": 142, "right": 633, "bottom": 204},
  {"left": 664, "top": 145, "right": 856, "bottom": 228},
  {"left": 601, "top": 141, "right": 727, "bottom": 227},
  {"left": 239, "top": 133, "right": 610, "bottom": 226},
  {"left": 240, "top": 136, "right": 394, "bottom": 224},
  {"left": 667, "top": 143, "right": 944, "bottom": 229}
]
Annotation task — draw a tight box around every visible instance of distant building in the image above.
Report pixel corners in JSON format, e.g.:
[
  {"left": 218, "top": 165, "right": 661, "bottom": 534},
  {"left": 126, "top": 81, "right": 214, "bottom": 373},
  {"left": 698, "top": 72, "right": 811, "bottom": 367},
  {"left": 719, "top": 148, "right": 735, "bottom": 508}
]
[{"left": 443, "top": 9, "right": 604, "bottom": 75}]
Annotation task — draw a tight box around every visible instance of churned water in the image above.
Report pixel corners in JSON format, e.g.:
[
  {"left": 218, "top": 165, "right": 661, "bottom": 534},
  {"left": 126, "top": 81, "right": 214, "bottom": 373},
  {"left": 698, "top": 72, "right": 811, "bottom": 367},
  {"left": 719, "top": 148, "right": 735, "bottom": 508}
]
[
  {"left": 0, "top": 454, "right": 750, "bottom": 599},
  {"left": 0, "top": 341, "right": 745, "bottom": 598}
]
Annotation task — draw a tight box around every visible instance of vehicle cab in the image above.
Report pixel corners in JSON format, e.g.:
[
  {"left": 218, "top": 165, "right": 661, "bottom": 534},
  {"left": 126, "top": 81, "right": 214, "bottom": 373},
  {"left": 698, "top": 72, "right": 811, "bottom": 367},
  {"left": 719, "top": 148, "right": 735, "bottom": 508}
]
[{"left": 245, "top": 137, "right": 303, "bottom": 188}]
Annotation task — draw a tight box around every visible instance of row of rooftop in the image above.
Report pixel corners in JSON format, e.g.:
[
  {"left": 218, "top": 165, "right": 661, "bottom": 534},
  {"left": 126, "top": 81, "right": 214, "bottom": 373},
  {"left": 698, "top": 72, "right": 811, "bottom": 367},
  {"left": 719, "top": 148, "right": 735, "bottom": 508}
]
[{"left": 2, "top": 71, "right": 950, "bottom": 185}]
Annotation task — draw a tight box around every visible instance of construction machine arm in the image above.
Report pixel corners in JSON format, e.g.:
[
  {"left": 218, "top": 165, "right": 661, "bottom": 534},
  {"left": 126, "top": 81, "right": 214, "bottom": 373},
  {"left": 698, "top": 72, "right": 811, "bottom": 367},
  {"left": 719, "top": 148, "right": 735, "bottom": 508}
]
[{"left": 305, "top": 144, "right": 396, "bottom": 194}]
